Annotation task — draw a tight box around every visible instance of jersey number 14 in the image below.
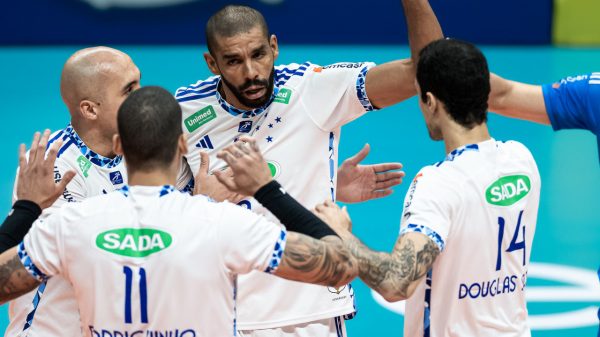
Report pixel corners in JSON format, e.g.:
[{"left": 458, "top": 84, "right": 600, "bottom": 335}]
[{"left": 496, "top": 210, "right": 526, "bottom": 271}]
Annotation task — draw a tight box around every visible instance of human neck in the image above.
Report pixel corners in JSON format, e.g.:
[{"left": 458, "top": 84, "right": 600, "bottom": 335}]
[
  {"left": 71, "top": 122, "right": 116, "bottom": 158},
  {"left": 127, "top": 168, "right": 177, "bottom": 187},
  {"left": 442, "top": 122, "right": 491, "bottom": 154}
]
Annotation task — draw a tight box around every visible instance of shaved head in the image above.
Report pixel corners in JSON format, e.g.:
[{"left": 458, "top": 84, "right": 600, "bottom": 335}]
[{"left": 60, "top": 46, "right": 132, "bottom": 115}]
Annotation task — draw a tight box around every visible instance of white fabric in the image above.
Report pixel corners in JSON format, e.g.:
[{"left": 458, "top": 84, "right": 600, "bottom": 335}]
[
  {"left": 7, "top": 126, "right": 194, "bottom": 337},
  {"left": 177, "top": 61, "right": 375, "bottom": 329},
  {"left": 21, "top": 186, "right": 284, "bottom": 337},
  {"left": 238, "top": 317, "right": 346, "bottom": 337},
  {"left": 400, "top": 139, "right": 541, "bottom": 337}
]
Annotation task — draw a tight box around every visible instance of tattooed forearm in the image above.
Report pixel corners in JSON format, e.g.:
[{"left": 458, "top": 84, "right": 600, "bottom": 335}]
[
  {"left": 344, "top": 233, "right": 440, "bottom": 302},
  {"left": 275, "top": 233, "right": 358, "bottom": 288},
  {"left": 0, "top": 253, "right": 40, "bottom": 304}
]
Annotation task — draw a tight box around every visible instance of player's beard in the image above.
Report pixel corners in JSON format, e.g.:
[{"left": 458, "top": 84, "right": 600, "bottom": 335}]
[{"left": 220, "top": 68, "right": 275, "bottom": 109}]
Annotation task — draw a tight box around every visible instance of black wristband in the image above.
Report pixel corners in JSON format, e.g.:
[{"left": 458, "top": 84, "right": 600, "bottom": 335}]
[
  {"left": 254, "top": 180, "right": 338, "bottom": 239},
  {"left": 0, "top": 200, "right": 42, "bottom": 253}
]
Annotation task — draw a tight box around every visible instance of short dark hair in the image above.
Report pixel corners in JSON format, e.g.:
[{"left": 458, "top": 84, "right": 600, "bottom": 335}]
[
  {"left": 416, "top": 39, "right": 490, "bottom": 128},
  {"left": 205, "top": 5, "right": 269, "bottom": 55},
  {"left": 117, "top": 86, "right": 182, "bottom": 171}
]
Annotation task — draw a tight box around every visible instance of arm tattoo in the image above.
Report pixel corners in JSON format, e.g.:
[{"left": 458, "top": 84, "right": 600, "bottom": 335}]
[
  {"left": 345, "top": 233, "right": 440, "bottom": 300},
  {"left": 276, "top": 234, "right": 357, "bottom": 288},
  {"left": 0, "top": 254, "right": 40, "bottom": 304}
]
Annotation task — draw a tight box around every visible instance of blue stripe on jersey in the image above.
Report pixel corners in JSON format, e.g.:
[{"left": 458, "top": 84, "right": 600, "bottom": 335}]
[
  {"left": 400, "top": 224, "right": 445, "bottom": 252},
  {"left": 46, "top": 131, "right": 65, "bottom": 149},
  {"left": 328, "top": 132, "right": 335, "bottom": 202},
  {"left": 264, "top": 230, "right": 287, "bottom": 274},
  {"left": 18, "top": 241, "right": 49, "bottom": 282},
  {"left": 56, "top": 138, "right": 75, "bottom": 158},
  {"left": 176, "top": 89, "right": 218, "bottom": 103},
  {"left": 22, "top": 280, "right": 47, "bottom": 332},
  {"left": 436, "top": 143, "right": 479, "bottom": 167},
  {"left": 423, "top": 270, "right": 433, "bottom": 337},
  {"left": 159, "top": 185, "right": 176, "bottom": 197},
  {"left": 61, "top": 124, "right": 123, "bottom": 168},
  {"left": 356, "top": 65, "right": 376, "bottom": 112},
  {"left": 335, "top": 316, "right": 344, "bottom": 337},
  {"left": 118, "top": 185, "right": 130, "bottom": 197},
  {"left": 274, "top": 62, "right": 310, "bottom": 87},
  {"left": 175, "top": 76, "right": 219, "bottom": 92},
  {"left": 175, "top": 82, "right": 218, "bottom": 99}
]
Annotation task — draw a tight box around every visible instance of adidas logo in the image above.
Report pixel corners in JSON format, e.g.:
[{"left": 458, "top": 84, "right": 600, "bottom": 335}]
[{"left": 195, "top": 135, "right": 214, "bottom": 149}]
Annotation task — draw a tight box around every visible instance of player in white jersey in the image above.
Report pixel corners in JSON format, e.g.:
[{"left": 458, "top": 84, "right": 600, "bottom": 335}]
[
  {"left": 316, "top": 39, "right": 541, "bottom": 337},
  {"left": 175, "top": 2, "right": 444, "bottom": 335},
  {"left": 5, "top": 47, "right": 194, "bottom": 337},
  {"left": 0, "top": 86, "right": 358, "bottom": 337}
]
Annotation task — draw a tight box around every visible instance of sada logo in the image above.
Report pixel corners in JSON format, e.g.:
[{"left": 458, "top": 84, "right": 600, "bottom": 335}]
[
  {"left": 371, "top": 262, "right": 600, "bottom": 330},
  {"left": 96, "top": 228, "right": 172, "bottom": 258}
]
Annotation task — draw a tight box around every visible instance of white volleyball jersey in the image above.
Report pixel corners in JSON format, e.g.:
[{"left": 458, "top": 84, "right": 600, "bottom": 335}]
[
  {"left": 19, "top": 185, "right": 286, "bottom": 337},
  {"left": 175, "top": 61, "right": 376, "bottom": 329},
  {"left": 400, "top": 139, "right": 541, "bottom": 337},
  {"left": 7, "top": 125, "right": 194, "bottom": 337}
]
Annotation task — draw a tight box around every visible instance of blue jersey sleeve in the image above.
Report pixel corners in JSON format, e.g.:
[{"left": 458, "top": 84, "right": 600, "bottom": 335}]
[{"left": 542, "top": 73, "right": 600, "bottom": 136}]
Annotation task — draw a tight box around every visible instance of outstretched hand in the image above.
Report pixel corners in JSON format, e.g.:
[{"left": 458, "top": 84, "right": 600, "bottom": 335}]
[
  {"left": 16, "top": 130, "right": 76, "bottom": 209},
  {"left": 336, "top": 144, "right": 405, "bottom": 203},
  {"left": 194, "top": 151, "right": 246, "bottom": 203},
  {"left": 215, "top": 137, "right": 272, "bottom": 196}
]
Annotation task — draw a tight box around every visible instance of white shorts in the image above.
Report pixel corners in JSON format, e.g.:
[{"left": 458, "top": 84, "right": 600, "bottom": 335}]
[{"left": 238, "top": 316, "right": 347, "bottom": 337}]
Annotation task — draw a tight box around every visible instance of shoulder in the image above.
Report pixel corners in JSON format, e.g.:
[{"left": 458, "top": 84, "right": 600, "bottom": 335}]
[
  {"left": 175, "top": 76, "right": 220, "bottom": 104},
  {"left": 274, "top": 62, "right": 315, "bottom": 87}
]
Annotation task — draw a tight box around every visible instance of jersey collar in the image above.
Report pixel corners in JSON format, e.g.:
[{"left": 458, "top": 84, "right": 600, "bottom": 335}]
[
  {"left": 215, "top": 77, "right": 280, "bottom": 118},
  {"left": 118, "top": 185, "right": 177, "bottom": 198},
  {"left": 65, "top": 124, "right": 123, "bottom": 169}
]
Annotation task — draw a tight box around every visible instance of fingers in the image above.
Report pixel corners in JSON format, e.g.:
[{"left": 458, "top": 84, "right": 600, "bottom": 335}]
[
  {"left": 343, "top": 143, "right": 370, "bottom": 166},
  {"left": 368, "top": 189, "right": 394, "bottom": 200},
  {"left": 28, "top": 132, "right": 41, "bottom": 164},
  {"left": 375, "top": 177, "right": 404, "bottom": 190},
  {"left": 214, "top": 170, "right": 237, "bottom": 192},
  {"left": 370, "top": 162, "right": 403, "bottom": 173},
  {"left": 216, "top": 149, "right": 236, "bottom": 167},
  {"left": 18, "top": 143, "right": 27, "bottom": 172},
  {"left": 57, "top": 170, "right": 76, "bottom": 191},
  {"left": 198, "top": 151, "right": 210, "bottom": 177},
  {"left": 45, "top": 139, "right": 63, "bottom": 173},
  {"left": 238, "top": 136, "right": 259, "bottom": 152}
]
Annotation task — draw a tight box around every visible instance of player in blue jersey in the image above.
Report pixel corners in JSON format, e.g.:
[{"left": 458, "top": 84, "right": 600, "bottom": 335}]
[{"left": 489, "top": 72, "right": 600, "bottom": 159}]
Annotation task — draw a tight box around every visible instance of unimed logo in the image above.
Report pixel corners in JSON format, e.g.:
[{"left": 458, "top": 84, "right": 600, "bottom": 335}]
[{"left": 184, "top": 106, "right": 217, "bottom": 132}]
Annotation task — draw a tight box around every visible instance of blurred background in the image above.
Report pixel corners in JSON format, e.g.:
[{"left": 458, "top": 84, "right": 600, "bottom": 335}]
[{"left": 0, "top": 0, "right": 599, "bottom": 336}]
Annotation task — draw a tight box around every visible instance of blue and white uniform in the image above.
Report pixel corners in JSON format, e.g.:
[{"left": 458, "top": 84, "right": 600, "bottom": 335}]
[
  {"left": 542, "top": 72, "right": 600, "bottom": 161},
  {"left": 7, "top": 125, "right": 194, "bottom": 337},
  {"left": 176, "top": 62, "right": 375, "bottom": 333},
  {"left": 401, "top": 139, "right": 541, "bottom": 337},
  {"left": 19, "top": 185, "right": 286, "bottom": 337}
]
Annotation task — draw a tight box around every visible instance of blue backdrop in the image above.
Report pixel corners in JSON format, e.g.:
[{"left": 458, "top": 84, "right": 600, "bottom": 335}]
[{"left": 0, "top": 0, "right": 552, "bottom": 45}]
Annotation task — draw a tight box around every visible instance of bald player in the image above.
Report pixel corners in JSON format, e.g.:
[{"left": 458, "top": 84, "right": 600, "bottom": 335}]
[{"left": 6, "top": 47, "right": 194, "bottom": 337}]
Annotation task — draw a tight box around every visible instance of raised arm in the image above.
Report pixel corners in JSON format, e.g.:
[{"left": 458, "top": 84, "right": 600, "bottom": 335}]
[
  {"left": 488, "top": 73, "right": 549, "bottom": 125},
  {"left": 365, "top": 0, "right": 444, "bottom": 108}
]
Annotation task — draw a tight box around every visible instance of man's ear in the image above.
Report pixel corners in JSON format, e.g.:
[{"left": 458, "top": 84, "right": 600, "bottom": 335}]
[
  {"left": 270, "top": 34, "right": 279, "bottom": 61},
  {"left": 113, "top": 134, "right": 123, "bottom": 156},
  {"left": 426, "top": 92, "right": 438, "bottom": 115},
  {"left": 204, "top": 52, "right": 220, "bottom": 76},
  {"left": 178, "top": 134, "right": 188, "bottom": 156},
  {"left": 79, "top": 100, "right": 99, "bottom": 121}
]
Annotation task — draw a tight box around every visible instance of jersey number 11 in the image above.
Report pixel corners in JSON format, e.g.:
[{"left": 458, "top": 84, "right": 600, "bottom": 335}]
[{"left": 123, "top": 266, "right": 149, "bottom": 324}]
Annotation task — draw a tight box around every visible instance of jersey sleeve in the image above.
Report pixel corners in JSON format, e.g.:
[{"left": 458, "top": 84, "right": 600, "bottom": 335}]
[
  {"left": 399, "top": 168, "right": 459, "bottom": 252},
  {"left": 19, "top": 212, "right": 65, "bottom": 281},
  {"left": 216, "top": 202, "right": 287, "bottom": 275},
  {"left": 175, "top": 157, "right": 195, "bottom": 195},
  {"left": 542, "top": 73, "right": 600, "bottom": 135},
  {"left": 301, "top": 62, "right": 377, "bottom": 130}
]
